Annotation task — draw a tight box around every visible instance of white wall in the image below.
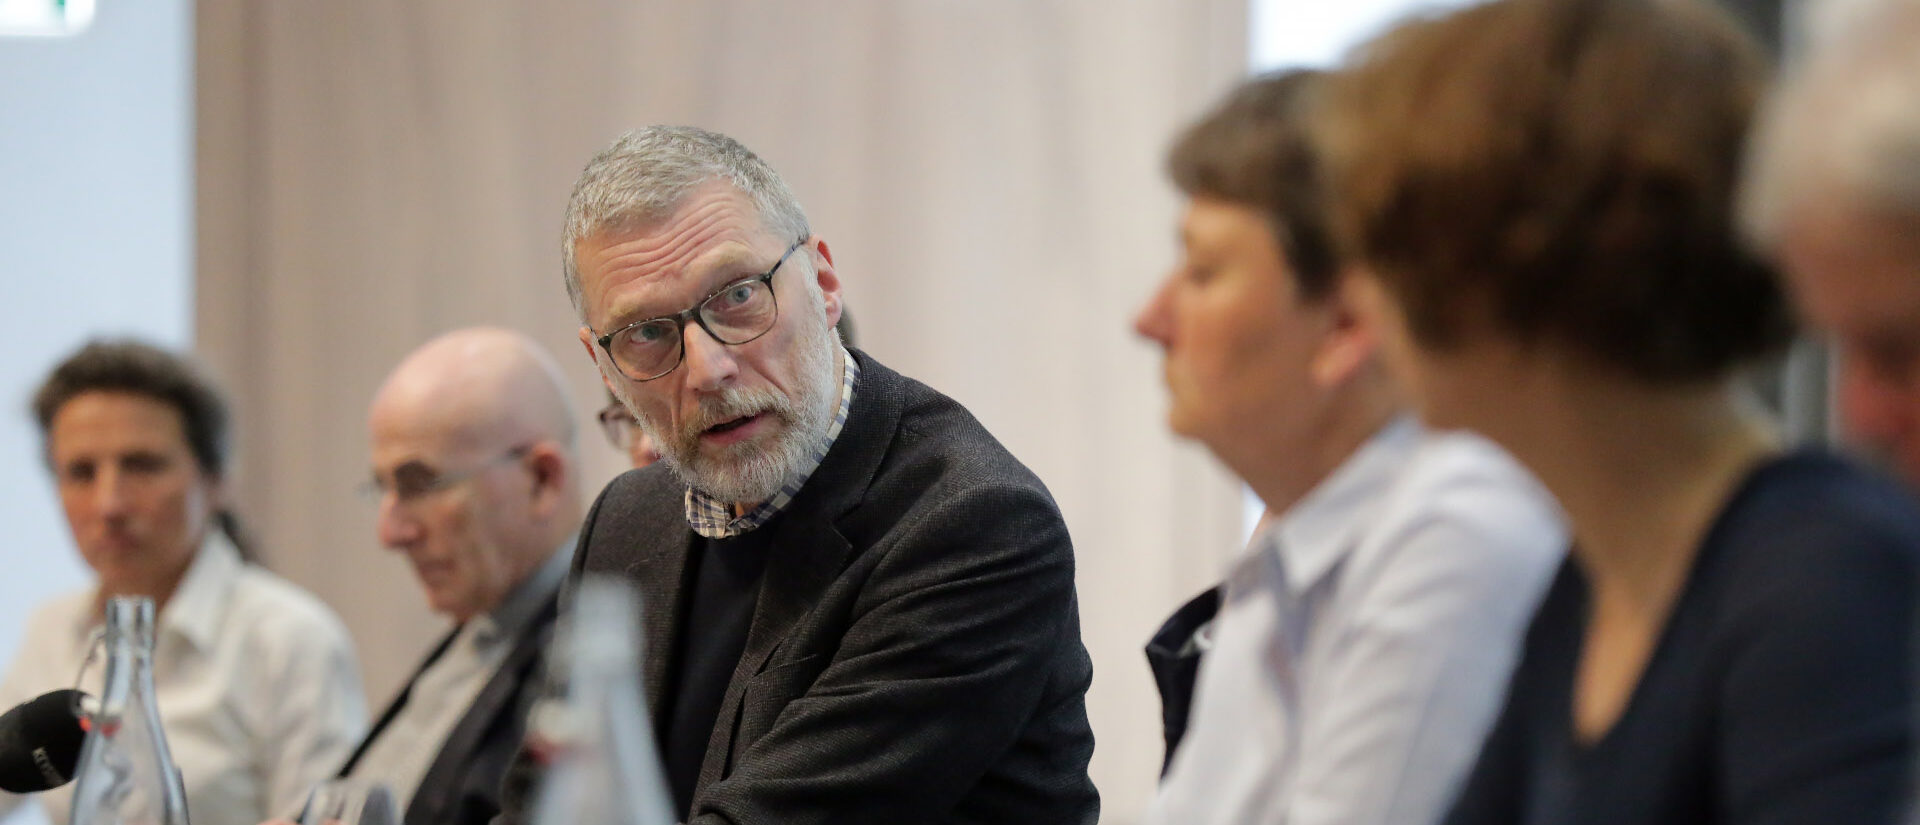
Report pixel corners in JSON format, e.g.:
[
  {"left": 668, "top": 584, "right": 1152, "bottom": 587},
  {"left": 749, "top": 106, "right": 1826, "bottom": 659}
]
[
  {"left": 0, "top": 0, "right": 193, "bottom": 689},
  {"left": 1252, "top": 0, "right": 1476, "bottom": 70}
]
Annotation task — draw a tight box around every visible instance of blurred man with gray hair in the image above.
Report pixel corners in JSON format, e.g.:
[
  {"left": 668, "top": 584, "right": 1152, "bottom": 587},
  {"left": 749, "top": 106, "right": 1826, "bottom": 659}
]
[
  {"left": 517, "top": 126, "right": 1098, "bottom": 824},
  {"left": 1743, "top": 0, "right": 1920, "bottom": 482}
]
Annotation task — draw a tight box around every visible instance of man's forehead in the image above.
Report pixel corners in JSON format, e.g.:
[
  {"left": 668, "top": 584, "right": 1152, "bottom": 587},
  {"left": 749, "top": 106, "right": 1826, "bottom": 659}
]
[
  {"left": 370, "top": 432, "right": 446, "bottom": 476},
  {"left": 588, "top": 183, "right": 764, "bottom": 265},
  {"left": 584, "top": 226, "right": 784, "bottom": 325},
  {"left": 369, "top": 404, "right": 480, "bottom": 472}
]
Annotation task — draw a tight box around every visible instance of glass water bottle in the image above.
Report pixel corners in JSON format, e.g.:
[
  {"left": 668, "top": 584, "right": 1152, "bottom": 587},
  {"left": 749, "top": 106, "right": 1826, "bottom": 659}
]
[
  {"left": 529, "top": 576, "right": 674, "bottom": 825},
  {"left": 68, "top": 596, "right": 189, "bottom": 825}
]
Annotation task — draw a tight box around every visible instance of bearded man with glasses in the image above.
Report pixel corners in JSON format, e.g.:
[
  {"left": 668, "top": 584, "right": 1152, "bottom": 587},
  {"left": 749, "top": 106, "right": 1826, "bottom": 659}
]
[{"left": 503, "top": 126, "right": 1098, "bottom": 825}]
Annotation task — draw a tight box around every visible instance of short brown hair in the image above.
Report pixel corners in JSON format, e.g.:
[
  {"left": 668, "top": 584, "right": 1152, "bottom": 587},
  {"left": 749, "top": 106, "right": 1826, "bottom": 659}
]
[
  {"left": 1169, "top": 69, "right": 1339, "bottom": 301},
  {"left": 34, "top": 339, "right": 232, "bottom": 478},
  {"left": 1318, "top": 0, "right": 1793, "bottom": 383}
]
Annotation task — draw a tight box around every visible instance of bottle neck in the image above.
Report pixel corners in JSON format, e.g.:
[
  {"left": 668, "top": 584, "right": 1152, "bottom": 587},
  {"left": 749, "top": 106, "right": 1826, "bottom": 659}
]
[
  {"left": 101, "top": 596, "right": 156, "bottom": 648},
  {"left": 94, "top": 596, "right": 159, "bottom": 720}
]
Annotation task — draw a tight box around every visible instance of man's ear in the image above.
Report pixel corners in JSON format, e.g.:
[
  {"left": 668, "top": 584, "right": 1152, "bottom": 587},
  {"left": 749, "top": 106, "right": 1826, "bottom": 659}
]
[
  {"left": 1310, "top": 275, "right": 1380, "bottom": 388},
  {"left": 578, "top": 326, "right": 600, "bottom": 365},
  {"left": 525, "top": 443, "right": 568, "bottom": 517},
  {"left": 810, "top": 237, "right": 843, "bottom": 328}
]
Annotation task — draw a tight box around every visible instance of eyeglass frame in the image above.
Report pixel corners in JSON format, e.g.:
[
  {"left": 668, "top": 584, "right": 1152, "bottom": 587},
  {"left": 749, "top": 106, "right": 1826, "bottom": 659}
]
[
  {"left": 596, "top": 401, "right": 639, "bottom": 450},
  {"left": 360, "top": 443, "right": 533, "bottom": 506},
  {"left": 589, "top": 236, "right": 809, "bottom": 382}
]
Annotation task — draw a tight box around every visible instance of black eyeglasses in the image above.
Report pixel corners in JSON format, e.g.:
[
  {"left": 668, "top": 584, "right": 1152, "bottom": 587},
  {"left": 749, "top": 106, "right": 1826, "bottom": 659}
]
[
  {"left": 592, "top": 237, "right": 807, "bottom": 382},
  {"left": 596, "top": 401, "right": 639, "bottom": 450}
]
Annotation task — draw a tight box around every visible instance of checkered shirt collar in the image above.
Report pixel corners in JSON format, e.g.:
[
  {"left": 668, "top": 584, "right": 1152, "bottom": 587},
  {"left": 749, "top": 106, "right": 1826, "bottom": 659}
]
[{"left": 684, "top": 346, "right": 859, "bottom": 539}]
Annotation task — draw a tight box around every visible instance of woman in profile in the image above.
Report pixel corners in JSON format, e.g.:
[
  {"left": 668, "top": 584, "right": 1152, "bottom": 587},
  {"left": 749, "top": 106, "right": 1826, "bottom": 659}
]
[
  {"left": 0, "top": 339, "right": 366, "bottom": 825},
  {"left": 1317, "top": 0, "right": 1920, "bottom": 822}
]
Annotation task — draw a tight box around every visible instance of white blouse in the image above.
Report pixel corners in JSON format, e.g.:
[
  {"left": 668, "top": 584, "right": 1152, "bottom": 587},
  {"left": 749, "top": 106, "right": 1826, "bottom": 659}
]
[
  {"left": 1148, "top": 418, "right": 1567, "bottom": 825},
  {"left": 0, "top": 535, "right": 366, "bottom": 825}
]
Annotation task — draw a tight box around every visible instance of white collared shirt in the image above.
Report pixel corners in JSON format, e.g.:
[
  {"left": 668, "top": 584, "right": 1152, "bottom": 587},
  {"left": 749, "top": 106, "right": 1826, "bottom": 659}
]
[
  {"left": 342, "top": 541, "right": 572, "bottom": 812},
  {"left": 1148, "top": 417, "right": 1566, "bottom": 825},
  {"left": 0, "top": 534, "right": 367, "bottom": 825}
]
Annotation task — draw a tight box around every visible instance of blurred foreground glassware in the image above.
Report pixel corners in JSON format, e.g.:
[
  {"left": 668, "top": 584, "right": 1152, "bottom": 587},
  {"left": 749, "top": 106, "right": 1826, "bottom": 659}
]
[
  {"left": 529, "top": 576, "right": 673, "bottom": 825},
  {"left": 67, "top": 596, "right": 189, "bottom": 825}
]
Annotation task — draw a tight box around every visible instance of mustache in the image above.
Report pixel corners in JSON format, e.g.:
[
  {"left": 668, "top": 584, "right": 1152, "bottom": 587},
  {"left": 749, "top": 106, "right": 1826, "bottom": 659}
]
[{"left": 682, "top": 387, "right": 795, "bottom": 434}]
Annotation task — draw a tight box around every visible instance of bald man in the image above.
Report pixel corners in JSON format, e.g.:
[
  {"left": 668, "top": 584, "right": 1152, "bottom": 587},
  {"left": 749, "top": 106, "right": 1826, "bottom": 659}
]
[{"left": 331, "top": 328, "right": 585, "bottom": 825}]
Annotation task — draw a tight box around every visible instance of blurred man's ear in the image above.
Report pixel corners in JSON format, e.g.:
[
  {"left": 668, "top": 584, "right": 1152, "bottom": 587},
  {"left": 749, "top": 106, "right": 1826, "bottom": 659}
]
[
  {"left": 1310, "top": 275, "right": 1380, "bottom": 388},
  {"left": 525, "top": 443, "right": 569, "bottom": 517}
]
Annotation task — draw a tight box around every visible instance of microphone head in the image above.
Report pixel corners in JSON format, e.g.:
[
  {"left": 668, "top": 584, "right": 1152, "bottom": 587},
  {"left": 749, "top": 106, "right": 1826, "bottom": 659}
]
[{"left": 0, "top": 689, "right": 89, "bottom": 793}]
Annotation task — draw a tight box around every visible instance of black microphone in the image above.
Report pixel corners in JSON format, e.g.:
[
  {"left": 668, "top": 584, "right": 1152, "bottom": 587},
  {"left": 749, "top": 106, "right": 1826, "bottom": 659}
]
[{"left": 0, "top": 689, "right": 89, "bottom": 793}]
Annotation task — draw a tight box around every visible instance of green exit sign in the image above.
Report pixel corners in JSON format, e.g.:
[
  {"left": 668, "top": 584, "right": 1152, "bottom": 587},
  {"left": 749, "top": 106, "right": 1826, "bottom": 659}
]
[{"left": 0, "top": 0, "right": 95, "bottom": 37}]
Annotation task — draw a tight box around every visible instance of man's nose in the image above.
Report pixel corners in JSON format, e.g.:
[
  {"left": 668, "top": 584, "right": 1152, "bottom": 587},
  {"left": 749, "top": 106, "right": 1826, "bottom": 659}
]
[
  {"left": 375, "top": 497, "right": 422, "bottom": 548},
  {"left": 681, "top": 323, "right": 741, "bottom": 392}
]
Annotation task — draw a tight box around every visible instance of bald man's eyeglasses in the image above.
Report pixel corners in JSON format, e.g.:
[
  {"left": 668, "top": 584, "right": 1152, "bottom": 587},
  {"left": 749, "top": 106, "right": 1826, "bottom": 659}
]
[
  {"left": 360, "top": 444, "right": 532, "bottom": 505},
  {"left": 590, "top": 237, "right": 806, "bottom": 382},
  {"left": 596, "top": 402, "right": 641, "bottom": 450}
]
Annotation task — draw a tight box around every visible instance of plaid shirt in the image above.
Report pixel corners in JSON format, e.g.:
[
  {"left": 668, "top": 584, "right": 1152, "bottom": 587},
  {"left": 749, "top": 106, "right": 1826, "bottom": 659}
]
[{"left": 685, "top": 346, "right": 859, "bottom": 538}]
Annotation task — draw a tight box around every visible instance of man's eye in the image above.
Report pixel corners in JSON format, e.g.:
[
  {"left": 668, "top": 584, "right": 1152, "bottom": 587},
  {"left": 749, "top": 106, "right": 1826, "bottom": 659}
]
[
  {"left": 61, "top": 462, "right": 95, "bottom": 484},
  {"left": 710, "top": 280, "right": 765, "bottom": 312},
  {"left": 630, "top": 321, "right": 676, "bottom": 344},
  {"left": 392, "top": 467, "right": 439, "bottom": 497}
]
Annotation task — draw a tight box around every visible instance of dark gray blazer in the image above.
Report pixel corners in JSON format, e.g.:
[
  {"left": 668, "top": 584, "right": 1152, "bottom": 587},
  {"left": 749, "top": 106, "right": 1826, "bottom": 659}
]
[
  {"left": 338, "top": 594, "right": 557, "bottom": 825},
  {"left": 575, "top": 350, "right": 1098, "bottom": 824}
]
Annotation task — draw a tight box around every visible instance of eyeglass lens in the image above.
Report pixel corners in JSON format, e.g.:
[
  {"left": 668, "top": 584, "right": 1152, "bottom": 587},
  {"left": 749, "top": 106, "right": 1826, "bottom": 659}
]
[{"left": 608, "top": 278, "right": 778, "bottom": 378}]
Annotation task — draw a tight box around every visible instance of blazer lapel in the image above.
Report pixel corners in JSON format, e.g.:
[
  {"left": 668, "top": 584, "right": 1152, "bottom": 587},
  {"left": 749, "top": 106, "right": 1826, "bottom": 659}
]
[
  {"left": 625, "top": 525, "right": 695, "bottom": 725},
  {"left": 585, "top": 466, "right": 701, "bottom": 724},
  {"left": 404, "top": 595, "right": 559, "bottom": 825},
  {"left": 1144, "top": 586, "right": 1222, "bottom": 775}
]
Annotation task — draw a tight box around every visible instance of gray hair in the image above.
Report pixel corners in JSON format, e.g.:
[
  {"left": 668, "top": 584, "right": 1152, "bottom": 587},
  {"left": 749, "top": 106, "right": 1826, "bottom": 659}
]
[
  {"left": 562, "top": 126, "right": 812, "bottom": 318},
  {"left": 1742, "top": 0, "right": 1920, "bottom": 248}
]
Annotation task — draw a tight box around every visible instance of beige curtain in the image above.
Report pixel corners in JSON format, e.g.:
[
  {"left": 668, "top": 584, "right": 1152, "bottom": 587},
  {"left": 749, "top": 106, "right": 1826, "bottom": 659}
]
[{"left": 196, "top": 3, "right": 1248, "bottom": 820}]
